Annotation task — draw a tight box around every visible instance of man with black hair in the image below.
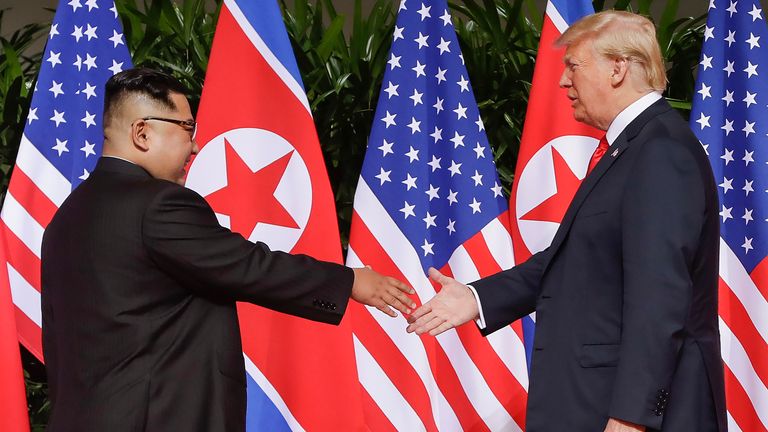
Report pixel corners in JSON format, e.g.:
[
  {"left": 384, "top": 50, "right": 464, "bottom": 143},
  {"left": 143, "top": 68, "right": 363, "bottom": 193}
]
[{"left": 41, "top": 67, "right": 415, "bottom": 431}]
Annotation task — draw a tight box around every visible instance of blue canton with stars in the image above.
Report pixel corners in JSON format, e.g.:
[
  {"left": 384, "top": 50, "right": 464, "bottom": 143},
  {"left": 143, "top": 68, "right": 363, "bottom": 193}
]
[
  {"left": 361, "top": 0, "right": 508, "bottom": 271},
  {"left": 25, "top": 0, "right": 132, "bottom": 189},
  {"left": 691, "top": 0, "right": 768, "bottom": 272}
]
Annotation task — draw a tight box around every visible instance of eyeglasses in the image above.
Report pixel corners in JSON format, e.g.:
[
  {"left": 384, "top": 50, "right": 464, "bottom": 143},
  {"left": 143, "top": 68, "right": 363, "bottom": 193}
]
[{"left": 141, "top": 116, "right": 197, "bottom": 139}]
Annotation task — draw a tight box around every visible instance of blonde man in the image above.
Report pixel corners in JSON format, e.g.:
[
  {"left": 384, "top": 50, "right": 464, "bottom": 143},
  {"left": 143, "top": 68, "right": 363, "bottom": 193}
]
[{"left": 407, "top": 11, "right": 725, "bottom": 432}]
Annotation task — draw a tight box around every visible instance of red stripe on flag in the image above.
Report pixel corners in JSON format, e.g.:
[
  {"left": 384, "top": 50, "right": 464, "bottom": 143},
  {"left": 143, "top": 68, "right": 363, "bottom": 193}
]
[
  {"left": 746, "top": 255, "right": 768, "bottom": 302},
  {"left": 7, "top": 169, "right": 58, "bottom": 229},
  {"left": 360, "top": 383, "right": 398, "bottom": 432},
  {"left": 14, "top": 305, "right": 42, "bottom": 360},
  {"left": 723, "top": 363, "right": 766, "bottom": 432},
  {"left": 1, "top": 222, "right": 42, "bottom": 292},
  {"left": 719, "top": 278, "right": 768, "bottom": 387}
]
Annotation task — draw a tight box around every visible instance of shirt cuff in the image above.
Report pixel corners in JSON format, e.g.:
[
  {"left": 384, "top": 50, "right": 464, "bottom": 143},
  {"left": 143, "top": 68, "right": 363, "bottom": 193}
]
[{"left": 466, "top": 284, "right": 487, "bottom": 329}]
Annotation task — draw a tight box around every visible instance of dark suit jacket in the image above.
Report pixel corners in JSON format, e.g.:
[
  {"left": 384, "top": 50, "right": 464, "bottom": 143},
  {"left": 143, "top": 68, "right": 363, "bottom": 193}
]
[
  {"left": 41, "top": 157, "right": 354, "bottom": 432},
  {"left": 473, "top": 99, "right": 726, "bottom": 431}
]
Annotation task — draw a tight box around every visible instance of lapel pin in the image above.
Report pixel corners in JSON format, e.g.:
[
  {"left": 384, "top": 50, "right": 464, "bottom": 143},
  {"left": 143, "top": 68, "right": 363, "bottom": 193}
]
[{"left": 611, "top": 149, "right": 619, "bottom": 157}]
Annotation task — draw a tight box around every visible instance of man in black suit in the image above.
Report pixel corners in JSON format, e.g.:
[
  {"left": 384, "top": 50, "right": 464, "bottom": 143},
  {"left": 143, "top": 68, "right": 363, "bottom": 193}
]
[
  {"left": 41, "top": 68, "right": 416, "bottom": 431},
  {"left": 407, "top": 11, "right": 726, "bottom": 432}
]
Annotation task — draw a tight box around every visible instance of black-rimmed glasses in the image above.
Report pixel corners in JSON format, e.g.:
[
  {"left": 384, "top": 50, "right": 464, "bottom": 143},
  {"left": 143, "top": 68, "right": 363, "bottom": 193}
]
[{"left": 142, "top": 116, "right": 197, "bottom": 139}]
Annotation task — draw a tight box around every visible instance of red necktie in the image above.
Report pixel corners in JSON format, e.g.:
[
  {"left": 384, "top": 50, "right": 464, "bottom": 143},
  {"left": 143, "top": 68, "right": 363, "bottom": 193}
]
[{"left": 587, "top": 136, "right": 610, "bottom": 176}]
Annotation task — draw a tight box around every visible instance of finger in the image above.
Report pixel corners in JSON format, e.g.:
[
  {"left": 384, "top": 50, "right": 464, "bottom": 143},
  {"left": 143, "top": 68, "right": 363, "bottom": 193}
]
[
  {"left": 414, "top": 315, "right": 445, "bottom": 335},
  {"left": 409, "top": 303, "right": 432, "bottom": 320},
  {"left": 406, "top": 310, "right": 436, "bottom": 333},
  {"left": 428, "top": 267, "right": 451, "bottom": 285},
  {"left": 387, "top": 277, "right": 415, "bottom": 295},
  {"left": 374, "top": 302, "right": 397, "bottom": 318},
  {"left": 428, "top": 320, "right": 454, "bottom": 336},
  {"left": 383, "top": 293, "right": 412, "bottom": 315},
  {"left": 387, "top": 285, "right": 417, "bottom": 310},
  {"left": 411, "top": 309, "right": 442, "bottom": 331}
]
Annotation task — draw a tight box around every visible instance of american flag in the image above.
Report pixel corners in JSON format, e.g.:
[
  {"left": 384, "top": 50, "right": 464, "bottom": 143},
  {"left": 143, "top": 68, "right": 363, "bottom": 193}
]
[
  {"left": 0, "top": 0, "right": 131, "bottom": 360},
  {"left": 347, "top": 0, "right": 528, "bottom": 429},
  {"left": 691, "top": 0, "right": 768, "bottom": 430}
]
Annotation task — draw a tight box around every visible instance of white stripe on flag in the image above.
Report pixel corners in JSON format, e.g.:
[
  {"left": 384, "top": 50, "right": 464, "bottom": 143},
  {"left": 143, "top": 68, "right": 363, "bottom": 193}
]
[
  {"left": 727, "top": 412, "right": 743, "bottom": 432},
  {"left": 8, "top": 263, "right": 42, "bottom": 326},
  {"left": 353, "top": 334, "right": 427, "bottom": 432},
  {"left": 546, "top": 1, "right": 570, "bottom": 34},
  {"left": 16, "top": 134, "right": 72, "bottom": 206},
  {"left": 242, "top": 353, "right": 306, "bottom": 432},
  {"left": 1, "top": 192, "right": 44, "bottom": 258},
  {"left": 481, "top": 218, "right": 515, "bottom": 269},
  {"left": 223, "top": 0, "right": 312, "bottom": 114},
  {"left": 719, "top": 318, "right": 768, "bottom": 428},
  {"left": 719, "top": 238, "right": 768, "bottom": 344}
]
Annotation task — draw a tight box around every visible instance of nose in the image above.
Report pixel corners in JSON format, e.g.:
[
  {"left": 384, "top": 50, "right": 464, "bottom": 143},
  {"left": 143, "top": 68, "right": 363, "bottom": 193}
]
[
  {"left": 191, "top": 140, "right": 200, "bottom": 155},
  {"left": 559, "top": 69, "right": 571, "bottom": 88}
]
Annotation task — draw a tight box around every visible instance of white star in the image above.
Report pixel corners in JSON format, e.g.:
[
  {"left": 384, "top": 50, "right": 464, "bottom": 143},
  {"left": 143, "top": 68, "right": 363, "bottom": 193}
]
[
  {"left": 417, "top": 3, "right": 431, "bottom": 21},
  {"left": 375, "top": 168, "right": 392, "bottom": 185},
  {"left": 721, "top": 118, "right": 734, "bottom": 135},
  {"left": 412, "top": 60, "right": 426, "bottom": 77},
  {"left": 49, "top": 23, "right": 59, "bottom": 39},
  {"left": 400, "top": 201, "right": 416, "bottom": 219},
  {"left": 469, "top": 198, "right": 482, "bottom": 214},
  {"left": 410, "top": 89, "right": 423, "bottom": 105},
  {"left": 421, "top": 239, "right": 434, "bottom": 256},
  {"left": 749, "top": 4, "right": 762, "bottom": 21},
  {"left": 383, "top": 81, "right": 399, "bottom": 99},
  {"left": 721, "top": 148, "right": 734, "bottom": 165},
  {"left": 743, "top": 150, "right": 755, "bottom": 165},
  {"left": 491, "top": 182, "right": 503, "bottom": 198},
  {"left": 743, "top": 91, "right": 757, "bottom": 107},
  {"left": 81, "top": 111, "right": 96, "bottom": 128},
  {"left": 473, "top": 142, "right": 486, "bottom": 158},
  {"left": 84, "top": 23, "right": 98, "bottom": 41},
  {"left": 471, "top": 170, "right": 483, "bottom": 186},
  {"left": 85, "top": 0, "right": 98, "bottom": 10},
  {"left": 50, "top": 110, "right": 66, "bottom": 127},
  {"left": 450, "top": 131, "right": 465, "bottom": 148},
  {"left": 743, "top": 209, "right": 754, "bottom": 225},
  {"left": 393, "top": 26, "right": 404, "bottom": 41},
  {"left": 723, "top": 60, "right": 735, "bottom": 77},
  {"left": 453, "top": 103, "right": 467, "bottom": 119},
  {"left": 433, "top": 97, "right": 444, "bottom": 114},
  {"left": 457, "top": 75, "right": 469, "bottom": 92},
  {"left": 446, "top": 219, "right": 456, "bottom": 235},
  {"left": 475, "top": 116, "right": 485, "bottom": 131},
  {"left": 700, "top": 54, "right": 713, "bottom": 71},
  {"left": 388, "top": 54, "right": 401, "bottom": 69},
  {"left": 725, "top": 30, "right": 736, "bottom": 47},
  {"left": 414, "top": 32, "right": 429, "bottom": 49},
  {"left": 81, "top": 82, "right": 97, "bottom": 99},
  {"left": 430, "top": 126, "right": 443, "bottom": 143},
  {"left": 83, "top": 53, "right": 97, "bottom": 70},
  {"left": 719, "top": 177, "right": 733, "bottom": 194},
  {"left": 709, "top": 0, "right": 716, "bottom": 9},
  {"left": 447, "top": 190, "right": 458, "bottom": 205},
  {"left": 79, "top": 169, "right": 90, "bottom": 181},
  {"left": 702, "top": 142, "right": 710, "bottom": 155},
  {"left": 437, "top": 37, "right": 451, "bottom": 54},
  {"left": 704, "top": 26, "right": 715, "bottom": 41},
  {"left": 81, "top": 140, "right": 96, "bottom": 157},
  {"left": 427, "top": 155, "right": 441, "bottom": 171},
  {"left": 379, "top": 139, "right": 393, "bottom": 156},
  {"left": 423, "top": 212, "right": 437, "bottom": 229},
  {"left": 742, "top": 237, "right": 753, "bottom": 254},
  {"left": 52, "top": 138, "right": 69, "bottom": 156},
  {"left": 744, "top": 179, "right": 754, "bottom": 196},
  {"left": 726, "top": 0, "right": 738, "bottom": 17},
  {"left": 399, "top": 0, "right": 407, "bottom": 11},
  {"left": 425, "top": 184, "right": 440, "bottom": 201},
  {"left": 743, "top": 120, "right": 756, "bottom": 137},
  {"left": 381, "top": 111, "right": 396, "bottom": 128},
  {"left": 109, "top": 29, "right": 124, "bottom": 48},
  {"left": 407, "top": 117, "right": 421, "bottom": 134},
  {"left": 720, "top": 205, "right": 733, "bottom": 222},
  {"left": 402, "top": 173, "right": 417, "bottom": 190},
  {"left": 73, "top": 55, "right": 83, "bottom": 71},
  {"left": 109, "top": 4, "right": 118, "bottom": 17},
  {"left": 440, "top": 9, "right": 451, "bottom": 25},
  {"left": 27, "top": 107, "right": 38, "bottom": 124},
  {"left": 448, "top": 160, "right": 462, "bottom": 177},
  {"left": 435, "top": 67, "right": 447, "bottom": 84},
  {"left": 746, "top": 32, "right": 760, "bottom": 49},
  {"left": 459, "top": 53, "right": 464, "bottom": 65},
  {"left": 108, "top": 59, "right": 124, "bottom": 75},
  {"left": 695, "top": 112, "right": 711, "bottom": 129},
  {"left": 405, "top": 146, "right": 420, "bottom": 162},
  {"left": 722, "top": 90, "right": 735, "bottom": 106},
  {"left": 698, "top": 82, "right": 712, "bottom": 99},
  {"left": 68, "top": 0, "right": 82, "bottom": 12},
  {"left": 744, "top": 61, "right": 758, "bottom": 78},
  {"left": 47, "top": 51, "right": 62, "bottom": 68},
  {"left": 49, "top": 80, "right": 64, "bottom": 98}
]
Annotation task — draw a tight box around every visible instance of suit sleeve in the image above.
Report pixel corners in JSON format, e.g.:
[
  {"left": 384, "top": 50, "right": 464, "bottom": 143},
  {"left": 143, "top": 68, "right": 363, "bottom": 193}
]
[
  {"left": 608, "top": 137, "right": 706, "bottom": 428},
  {"left": 470, "top": 247, "right": 550, "bottom": 335},
  {"left": 141, "top": 185, "right": 353, "bottom": 325}
]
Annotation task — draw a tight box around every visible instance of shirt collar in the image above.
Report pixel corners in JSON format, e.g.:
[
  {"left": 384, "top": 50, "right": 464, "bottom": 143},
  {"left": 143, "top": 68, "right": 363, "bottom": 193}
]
[{"left": 605, "top": 91, "right": 663, "bottom": 145}]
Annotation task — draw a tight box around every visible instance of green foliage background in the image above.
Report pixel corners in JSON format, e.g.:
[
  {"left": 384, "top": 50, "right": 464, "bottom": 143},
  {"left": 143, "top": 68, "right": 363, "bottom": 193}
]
[{"left": 0, "top": 0, "right": 703, "bottom": 427}]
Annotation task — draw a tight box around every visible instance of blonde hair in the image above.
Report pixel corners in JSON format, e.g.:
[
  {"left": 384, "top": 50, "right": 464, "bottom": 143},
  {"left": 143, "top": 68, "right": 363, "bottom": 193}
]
[{"left": 556, "top": 10, "right": 667, "bottom": 92}]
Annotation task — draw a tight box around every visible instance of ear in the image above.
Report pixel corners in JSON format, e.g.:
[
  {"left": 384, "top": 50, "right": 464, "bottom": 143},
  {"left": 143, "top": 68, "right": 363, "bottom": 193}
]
[
  {"left": 610, "top": 57, "right": 630, "bottom": 87},
  {"left": 131, "top": 119, "right": 150, "bottom": 152}
]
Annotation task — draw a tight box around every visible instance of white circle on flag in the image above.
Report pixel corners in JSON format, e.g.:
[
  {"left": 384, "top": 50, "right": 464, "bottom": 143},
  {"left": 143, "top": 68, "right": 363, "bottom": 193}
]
[
  {"left": 515, "top": 135, "right": 598, "bottom": 254},
  {"left": 186, "top": 128, "right": 312, "bottom": 253}
]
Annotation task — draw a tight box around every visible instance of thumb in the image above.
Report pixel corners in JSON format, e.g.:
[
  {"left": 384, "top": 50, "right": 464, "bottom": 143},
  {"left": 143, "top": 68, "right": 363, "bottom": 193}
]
[{"left": 428, "top": 267, "right": 450, "bottom": 285}]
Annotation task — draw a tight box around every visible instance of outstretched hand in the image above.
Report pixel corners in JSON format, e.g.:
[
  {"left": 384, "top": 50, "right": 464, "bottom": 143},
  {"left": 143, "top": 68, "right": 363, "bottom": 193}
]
[
  {"left": 351, "top": 267, "right": 416, "bottom": 317},
  {"left": 405, "top": 267, "right": 479, "bottom": 335}
]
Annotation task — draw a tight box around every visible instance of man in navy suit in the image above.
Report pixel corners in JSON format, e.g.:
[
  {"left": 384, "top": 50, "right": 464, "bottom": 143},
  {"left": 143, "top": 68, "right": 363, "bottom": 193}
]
[{"left": 407, "top": 11, "right": 726, "bottom": 432}]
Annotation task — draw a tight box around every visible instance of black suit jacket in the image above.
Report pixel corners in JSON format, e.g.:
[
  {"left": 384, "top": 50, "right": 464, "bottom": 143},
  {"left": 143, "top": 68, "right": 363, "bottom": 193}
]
[
  {"left": 473, "top": 99, "right": 726, "bottom": 431},
  {"left": 41, "top": 157, "right": 354, "bottom": 431}
]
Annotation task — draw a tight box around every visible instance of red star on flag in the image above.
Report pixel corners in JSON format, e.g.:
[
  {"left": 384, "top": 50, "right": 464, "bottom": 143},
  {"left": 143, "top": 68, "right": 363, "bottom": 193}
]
[{"left": 520, "top": 147, "right": 581, "bottom": 223}]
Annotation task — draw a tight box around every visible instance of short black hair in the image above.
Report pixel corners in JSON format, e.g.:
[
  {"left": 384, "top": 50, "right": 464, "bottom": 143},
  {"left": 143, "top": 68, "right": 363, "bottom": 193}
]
[{"left": 103, "top": 67, "right": 189, "bottom": 124}]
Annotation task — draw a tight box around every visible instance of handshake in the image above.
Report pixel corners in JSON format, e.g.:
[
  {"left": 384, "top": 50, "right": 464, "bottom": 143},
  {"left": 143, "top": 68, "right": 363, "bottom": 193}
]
[{"left": 351, "top": 266, "right": 479, "bottom": 336}]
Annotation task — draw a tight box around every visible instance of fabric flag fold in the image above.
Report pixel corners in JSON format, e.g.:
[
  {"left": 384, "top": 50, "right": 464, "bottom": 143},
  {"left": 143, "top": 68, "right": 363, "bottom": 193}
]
[
  {"left": 187, "top": 0, "right": 364, "bottom": 429},
  {"left": 347, "top": 0, "right": 528, "bottom": 430},
  {"left": 691, "top": 1, "right": 768, "bottom": 430}
]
